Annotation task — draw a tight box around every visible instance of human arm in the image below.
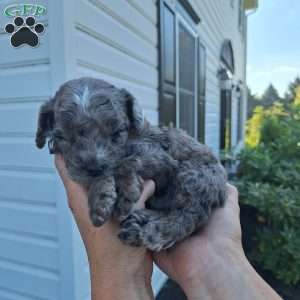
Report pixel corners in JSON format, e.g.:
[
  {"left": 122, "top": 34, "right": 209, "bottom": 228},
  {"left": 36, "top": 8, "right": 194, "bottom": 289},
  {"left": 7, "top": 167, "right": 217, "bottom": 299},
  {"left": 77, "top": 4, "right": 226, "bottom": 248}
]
[
  {"left": 55, "top": 154, "right": 155, "bottom": 300},
  {"left": 153, "top": 184, "right": 282, "bottom": 300}
]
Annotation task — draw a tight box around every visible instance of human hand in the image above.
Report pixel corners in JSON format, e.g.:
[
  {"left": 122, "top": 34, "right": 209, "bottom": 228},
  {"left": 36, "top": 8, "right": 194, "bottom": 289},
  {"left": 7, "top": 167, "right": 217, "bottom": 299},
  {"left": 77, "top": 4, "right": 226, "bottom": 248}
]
[
  {"left": 153, "top": 184, "right": 242, "bottom": 289},
  {"left": 153, "top": 184, "right": 282, "bottom": 300},
  {"left": 55, "top": 154, "right": 155, "bottom": 300}
]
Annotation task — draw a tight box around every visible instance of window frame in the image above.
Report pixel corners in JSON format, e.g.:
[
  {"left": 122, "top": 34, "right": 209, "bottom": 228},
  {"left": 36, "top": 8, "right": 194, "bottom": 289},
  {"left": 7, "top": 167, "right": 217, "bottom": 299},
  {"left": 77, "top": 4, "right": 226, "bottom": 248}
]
[
  {"left": 158, "top": 0, "right": 205, "bottom": 141},
  {"left": 175, "top": 13, "right": 199, "bottom": 138}
]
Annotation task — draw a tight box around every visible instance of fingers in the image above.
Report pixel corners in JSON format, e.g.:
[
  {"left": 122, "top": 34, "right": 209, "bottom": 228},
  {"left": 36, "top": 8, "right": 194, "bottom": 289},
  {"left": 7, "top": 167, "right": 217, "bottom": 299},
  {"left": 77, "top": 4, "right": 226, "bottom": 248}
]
[
  {"left": 226, "top": 183, "right": 238, "bottom": 202},
  {"left": 55, "top": 154, "right": 73, "bottom": 188},
  {"left": 55, "top": 155, "right": 88, "bottom": 215},
  {"left": 133, "top": 180, "right": 156, "bottom": 210},
  {"left": 225, "top": 183, "right": 240, "bottom": 211}
]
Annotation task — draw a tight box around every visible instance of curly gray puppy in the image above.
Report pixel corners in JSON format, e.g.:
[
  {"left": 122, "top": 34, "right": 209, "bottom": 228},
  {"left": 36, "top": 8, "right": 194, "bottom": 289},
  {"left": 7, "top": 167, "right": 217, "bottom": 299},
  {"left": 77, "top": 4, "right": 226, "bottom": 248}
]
[{"left": 35, "top": 77, "right": 227, "bottom": 251}]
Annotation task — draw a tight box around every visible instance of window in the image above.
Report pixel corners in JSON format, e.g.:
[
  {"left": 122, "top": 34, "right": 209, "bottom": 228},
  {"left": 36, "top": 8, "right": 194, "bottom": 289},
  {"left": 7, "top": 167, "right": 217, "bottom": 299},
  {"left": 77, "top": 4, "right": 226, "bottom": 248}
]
[
  {"left": 159, "top": 0, "right": 205, "bottom": 142},
  {"left": 231, "top": 0, "right": 235, "bottom": 8},
  {"left": 198, "top": 43, "right": 206, "bottom": 143},
  {"left": 219, "top": 40, "right": 235, "bottom": 152}
]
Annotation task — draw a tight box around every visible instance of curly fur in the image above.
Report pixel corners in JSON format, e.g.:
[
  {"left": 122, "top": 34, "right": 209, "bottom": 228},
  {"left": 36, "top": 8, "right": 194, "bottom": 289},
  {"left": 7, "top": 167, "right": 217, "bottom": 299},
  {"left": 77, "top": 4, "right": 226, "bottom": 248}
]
[{"left": 35, "top": 77, "right": 227, "bottom": 251}]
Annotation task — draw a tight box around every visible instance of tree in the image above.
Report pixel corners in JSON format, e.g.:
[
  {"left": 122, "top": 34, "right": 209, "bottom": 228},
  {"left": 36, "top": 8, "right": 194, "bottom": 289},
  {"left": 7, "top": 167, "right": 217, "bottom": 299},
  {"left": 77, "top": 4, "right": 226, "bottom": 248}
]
[
  {"left": 260, "top": 83, "right": 281, "bottom": 108},
  {"left": 294, "top": 86, "right": 300, "bottom": 106},
  {"left": 247, "top": 86, "right": 260, "bottom": 118},
  {"left": 285, "top": 76, "right": 300, "bottom": 103}
]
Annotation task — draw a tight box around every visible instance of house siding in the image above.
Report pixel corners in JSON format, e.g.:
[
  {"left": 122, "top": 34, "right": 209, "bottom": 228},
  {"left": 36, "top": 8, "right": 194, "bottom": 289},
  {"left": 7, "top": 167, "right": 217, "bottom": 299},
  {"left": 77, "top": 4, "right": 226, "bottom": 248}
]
[
  {"left": 0, "top": 0, "right": 63, "bottom": 298},
  {"left": 73, "top": 1, "right": 166, "bottom": 297},
  {"left": 74, "top": 0, "right": 159, "bottom": 125},
  {"left": 0, "top": 0, "right": 247, "bottom": 299},
  {"left": 188, "top": 0, "right": 247, "bottom": 153}
]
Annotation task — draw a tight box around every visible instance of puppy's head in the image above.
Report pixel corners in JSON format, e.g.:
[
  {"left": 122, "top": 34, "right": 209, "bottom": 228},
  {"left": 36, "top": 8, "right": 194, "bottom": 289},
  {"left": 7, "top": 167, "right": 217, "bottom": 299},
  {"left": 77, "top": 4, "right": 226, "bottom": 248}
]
[{"left": 35, "top": 77, "right": 144, "bottom": 178}]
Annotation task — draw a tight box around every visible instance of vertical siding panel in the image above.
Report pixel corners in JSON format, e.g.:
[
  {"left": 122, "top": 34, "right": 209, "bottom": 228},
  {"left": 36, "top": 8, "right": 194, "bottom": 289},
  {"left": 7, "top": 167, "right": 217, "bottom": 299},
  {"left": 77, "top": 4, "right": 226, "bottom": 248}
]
[{"left": 0, "top": 0, "right": 61, "bottom": 296}]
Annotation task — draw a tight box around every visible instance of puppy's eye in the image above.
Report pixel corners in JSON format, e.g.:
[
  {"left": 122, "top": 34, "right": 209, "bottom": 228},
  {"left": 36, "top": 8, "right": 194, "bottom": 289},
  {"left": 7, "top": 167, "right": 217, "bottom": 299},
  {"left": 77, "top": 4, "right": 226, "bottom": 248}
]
[{"left": 93, "top": 96, "right": 111, "bottom": 108}]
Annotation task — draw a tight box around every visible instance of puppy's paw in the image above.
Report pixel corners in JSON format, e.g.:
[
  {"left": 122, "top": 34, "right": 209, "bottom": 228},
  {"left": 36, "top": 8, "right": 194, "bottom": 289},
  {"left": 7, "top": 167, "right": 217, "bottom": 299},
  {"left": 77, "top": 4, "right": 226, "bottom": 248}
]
[
  {"left": 114, "top": 176, "right": 143, "bottom": 220},
  {"left": 89, "top": 191, "right": 117, "bottom": 227},
  {"left": 119, "top": 211, "right": 176, "bottom": 251},
  {"left": 89, "top": 194, "right": 116, "bottom": 227},
  {"left": 88, "top": 177, "right": 117, "bottom": 227},
  {"left": 118, "top": 211, "right": 149, "bottom": 247},
  {"left": 118, "top": 223, "right": 143, "bottom": 247}
]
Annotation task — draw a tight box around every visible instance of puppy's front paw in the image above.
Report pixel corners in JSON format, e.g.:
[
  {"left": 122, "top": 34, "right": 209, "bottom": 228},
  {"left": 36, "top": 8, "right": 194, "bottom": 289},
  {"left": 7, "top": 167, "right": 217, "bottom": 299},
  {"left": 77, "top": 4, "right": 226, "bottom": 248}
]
[
  {"left": 114, "top": 175, "right": 143, "bottom": 221},
  {"left": 90, "top": 196, "right": 115, "bottom": 227},
  {"left": 88, "top": 177, "right": 117, "bottom": 227}
]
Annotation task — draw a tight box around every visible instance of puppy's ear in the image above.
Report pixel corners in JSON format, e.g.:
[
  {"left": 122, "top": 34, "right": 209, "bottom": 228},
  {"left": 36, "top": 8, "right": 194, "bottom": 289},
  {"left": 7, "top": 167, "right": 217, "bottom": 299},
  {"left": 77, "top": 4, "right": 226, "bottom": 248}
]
[
  {"left": 35, "top": 98, "right": 55, "bottom": 149},
  {"left": 121, "top": 89, "right": 144, "bottom": 133}
]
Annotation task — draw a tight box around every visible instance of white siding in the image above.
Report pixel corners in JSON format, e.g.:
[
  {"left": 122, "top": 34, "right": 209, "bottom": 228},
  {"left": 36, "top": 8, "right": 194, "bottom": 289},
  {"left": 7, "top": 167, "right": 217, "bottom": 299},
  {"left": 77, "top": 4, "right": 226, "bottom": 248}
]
[
  {"left": 0, "top": 0, "right": 63, "bottom": 298},
  {"left": 190, "top": 0, "right": 247, "bottom": 153},
  {"left": 0, "top": 0, "right": 247, "bottom": 299},
  {"left": 73, "top": 0, "right": 166, "bottom": 296},
  {"left": 74, "top": 0, "right": 159, "bottom": 124}
]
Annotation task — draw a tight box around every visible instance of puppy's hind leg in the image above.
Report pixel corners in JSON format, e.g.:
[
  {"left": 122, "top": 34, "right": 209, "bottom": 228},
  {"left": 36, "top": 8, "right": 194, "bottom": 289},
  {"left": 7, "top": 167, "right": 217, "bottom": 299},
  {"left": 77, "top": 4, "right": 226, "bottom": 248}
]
[
  {"left": 119, "top": 207, "right": 209, "bottom": 251},
  {"left": 88, "top": 176, "right": 117, "bottom": 227}
]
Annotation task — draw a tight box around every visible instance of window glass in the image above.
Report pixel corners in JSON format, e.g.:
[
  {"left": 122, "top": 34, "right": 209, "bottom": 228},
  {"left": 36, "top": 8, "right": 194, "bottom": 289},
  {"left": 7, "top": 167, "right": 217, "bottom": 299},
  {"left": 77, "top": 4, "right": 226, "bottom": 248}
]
[
  {"left": 178, "top": 22, "right": 196, "bottom": 137},
  {"left": 198, "top": 43, "right": 206, "bottom": 143},
  {"left": 159, "top": 2, "right": 177, "bottom": 127},
  {"left": 163, "top": 6, "right": 175, "bottom": 84},
  {"left": 159, "top": 1, "right": 204, "bottom": 140}
]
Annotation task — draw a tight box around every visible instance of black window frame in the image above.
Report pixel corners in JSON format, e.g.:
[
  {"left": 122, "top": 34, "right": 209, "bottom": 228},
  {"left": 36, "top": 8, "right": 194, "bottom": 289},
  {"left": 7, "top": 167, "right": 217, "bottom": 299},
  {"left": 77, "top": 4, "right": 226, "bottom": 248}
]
[{"left": 158, "top": 0, "right": 206, "bottom": 142}]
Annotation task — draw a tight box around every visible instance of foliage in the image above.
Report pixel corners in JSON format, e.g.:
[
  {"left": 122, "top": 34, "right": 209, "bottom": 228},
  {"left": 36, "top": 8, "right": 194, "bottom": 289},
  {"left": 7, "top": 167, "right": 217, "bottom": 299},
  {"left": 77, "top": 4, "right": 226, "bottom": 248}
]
[
  {"left": 247, "top": 86, "right": 261, "bottom": 118},
  {"left": 235, "top": 98, "right": 300, "bottom": 285},
  {"left": 285, "top": 76, "right": 300, "bottom": 103},
  {"left": 294, "top": 86, "right": 300, "bottom": 106},
  {"left": 260, "top": 83, "right": 282, "bottom": 108}
]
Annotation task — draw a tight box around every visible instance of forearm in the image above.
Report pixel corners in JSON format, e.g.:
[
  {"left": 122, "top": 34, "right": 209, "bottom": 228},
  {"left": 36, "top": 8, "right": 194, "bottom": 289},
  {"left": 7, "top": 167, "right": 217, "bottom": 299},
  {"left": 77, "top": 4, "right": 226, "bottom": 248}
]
[
  {"left": 180, "top": 245, "right": 282, "bottom": 300},
  {"left": 90, "top": 267, "right": 154, "bottom": 300},
  {"left": 91, "top": 274, "right": 154, "bottom": 300}
]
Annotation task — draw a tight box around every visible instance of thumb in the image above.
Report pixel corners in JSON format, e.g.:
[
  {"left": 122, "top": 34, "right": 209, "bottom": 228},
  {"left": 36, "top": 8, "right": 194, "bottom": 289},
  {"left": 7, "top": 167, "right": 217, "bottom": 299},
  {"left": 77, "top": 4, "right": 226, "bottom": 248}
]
[{"left": 133, "top": 179, "right": 156, "bottom": 210}]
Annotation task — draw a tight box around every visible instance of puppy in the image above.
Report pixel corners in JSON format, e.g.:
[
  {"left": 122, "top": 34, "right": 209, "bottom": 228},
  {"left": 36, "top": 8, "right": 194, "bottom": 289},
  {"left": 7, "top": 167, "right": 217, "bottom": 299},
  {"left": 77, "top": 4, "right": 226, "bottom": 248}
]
[{"left": 36, "top": 77, "right": 227, "bottom": 251}]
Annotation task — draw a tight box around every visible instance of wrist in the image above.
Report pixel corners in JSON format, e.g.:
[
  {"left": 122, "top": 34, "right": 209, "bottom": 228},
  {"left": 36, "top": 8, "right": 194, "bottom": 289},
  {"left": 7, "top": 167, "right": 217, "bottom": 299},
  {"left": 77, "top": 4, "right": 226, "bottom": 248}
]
[
  {"left": 178, "top": 242, "right": 247, "bottom": 299},
  {"left": 90, "top": 265, "right": 153, "bottom": 300}
]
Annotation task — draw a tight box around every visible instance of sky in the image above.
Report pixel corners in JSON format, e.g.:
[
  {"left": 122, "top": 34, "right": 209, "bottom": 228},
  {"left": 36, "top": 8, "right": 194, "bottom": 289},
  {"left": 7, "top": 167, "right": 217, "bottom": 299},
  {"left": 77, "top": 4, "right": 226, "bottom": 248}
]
[{"left": 247, "top": 0, "right": 300, "bottom": 97}]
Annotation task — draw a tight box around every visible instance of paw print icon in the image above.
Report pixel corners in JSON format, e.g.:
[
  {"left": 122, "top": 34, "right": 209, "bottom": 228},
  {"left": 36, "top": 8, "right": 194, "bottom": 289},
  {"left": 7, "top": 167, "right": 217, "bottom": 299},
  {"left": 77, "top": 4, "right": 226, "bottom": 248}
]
[{"left": 4, "top": 16, "right": 45, "bottom": 48}]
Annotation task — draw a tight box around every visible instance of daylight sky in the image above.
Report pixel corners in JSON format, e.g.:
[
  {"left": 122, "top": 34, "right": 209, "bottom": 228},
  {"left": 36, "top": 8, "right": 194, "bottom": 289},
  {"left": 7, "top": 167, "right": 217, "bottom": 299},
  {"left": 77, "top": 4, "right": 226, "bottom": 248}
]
[{"left": 247, "top": 0, "right": 300, "bottom": 97}]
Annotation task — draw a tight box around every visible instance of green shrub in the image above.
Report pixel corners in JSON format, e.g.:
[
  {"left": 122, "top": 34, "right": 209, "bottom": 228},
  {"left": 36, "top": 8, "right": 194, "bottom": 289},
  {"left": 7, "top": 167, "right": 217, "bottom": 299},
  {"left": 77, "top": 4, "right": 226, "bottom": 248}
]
[{"left": 235, "top": 103, "right": 300, "bottom": 285}]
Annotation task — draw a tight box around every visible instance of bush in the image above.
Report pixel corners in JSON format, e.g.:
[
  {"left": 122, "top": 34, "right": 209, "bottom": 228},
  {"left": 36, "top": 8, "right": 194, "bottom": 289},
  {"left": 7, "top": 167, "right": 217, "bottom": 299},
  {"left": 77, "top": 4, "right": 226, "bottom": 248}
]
[{"left": 234, "top": 102, "right": 300, "bottom": 285}]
